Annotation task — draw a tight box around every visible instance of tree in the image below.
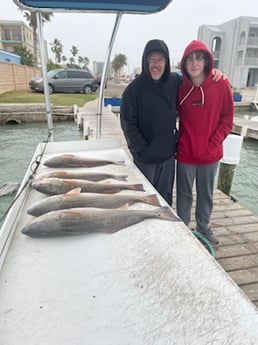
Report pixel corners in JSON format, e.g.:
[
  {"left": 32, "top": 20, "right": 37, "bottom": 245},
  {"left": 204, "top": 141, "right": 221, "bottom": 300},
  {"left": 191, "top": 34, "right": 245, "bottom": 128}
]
[
  {"left": 82, "top": 57, "right": 90, "bottom": 70},
  {"left": 112, "top": 54, "right": 127, "bottom": 83},
  {"left": 22, "top": 10, "right": 53, "bottom": 66},
  {"left": 70, "top": 45, "right": 79, "bottom": 60},
  {"left": 78, "top": 56, "right": 90, "bottom": 70},
  {"left": 61, "top": 55, "right": 67, "bottom": 66},
  {"left": 50, "top": 38, "right": 63, "bottom": 64},
  {"left": 14, "top": 46, "right": 34, "bottom": 66},
  {"left": 68, "top": 57, "right": 75, "bottom": 67},
  {"left": 47, "top": 59, "right": 60, "bottom": 71}
]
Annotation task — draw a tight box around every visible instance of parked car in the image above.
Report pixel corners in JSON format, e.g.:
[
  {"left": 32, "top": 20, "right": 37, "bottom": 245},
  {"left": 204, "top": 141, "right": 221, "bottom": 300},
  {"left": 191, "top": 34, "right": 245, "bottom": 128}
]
[
  {"left": 29, "top": 68, "right": 99, "bottom": 94},
  {"left": 94, "top": 76, "right": 107, "bottom": 89}
]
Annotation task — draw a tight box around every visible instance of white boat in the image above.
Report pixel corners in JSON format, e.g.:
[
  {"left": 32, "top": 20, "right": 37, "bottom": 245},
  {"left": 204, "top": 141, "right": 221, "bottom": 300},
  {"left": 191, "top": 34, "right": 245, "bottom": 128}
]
[{"left": 1, "top": 0, "right": 258, "bottom": 344}]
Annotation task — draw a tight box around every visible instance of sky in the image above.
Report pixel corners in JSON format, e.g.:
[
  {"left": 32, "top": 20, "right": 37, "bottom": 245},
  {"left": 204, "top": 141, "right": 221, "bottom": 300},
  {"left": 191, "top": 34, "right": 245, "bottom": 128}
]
[{"left": 1, "top": 0, "right": 258, "bottom": 73}]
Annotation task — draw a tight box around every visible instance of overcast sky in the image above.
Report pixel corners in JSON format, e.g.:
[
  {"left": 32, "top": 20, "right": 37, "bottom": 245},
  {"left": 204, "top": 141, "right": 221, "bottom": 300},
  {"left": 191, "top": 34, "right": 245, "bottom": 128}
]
[{"left": 1, "top": 0, "right": 258, "bottom": 73}]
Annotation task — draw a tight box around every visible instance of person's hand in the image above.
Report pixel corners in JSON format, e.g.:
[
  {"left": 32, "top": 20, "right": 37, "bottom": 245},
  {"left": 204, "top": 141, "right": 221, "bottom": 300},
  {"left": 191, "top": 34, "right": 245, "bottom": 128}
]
[{"left": 212, "top": 68, "right": 227, "bottom": 81}]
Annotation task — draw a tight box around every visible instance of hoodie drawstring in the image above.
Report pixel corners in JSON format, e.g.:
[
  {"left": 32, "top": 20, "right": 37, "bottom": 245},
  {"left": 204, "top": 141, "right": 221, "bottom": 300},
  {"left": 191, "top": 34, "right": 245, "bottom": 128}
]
[
  {"left": 179, "top": 85, "right": 194, "bottom": 105},
  {"left": 179, "top": 85, "right": 205, "bottom": 106}
]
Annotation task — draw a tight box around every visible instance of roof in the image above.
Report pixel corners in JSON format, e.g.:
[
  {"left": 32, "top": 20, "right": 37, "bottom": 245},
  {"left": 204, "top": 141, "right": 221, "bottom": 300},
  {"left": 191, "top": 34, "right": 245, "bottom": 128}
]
[{"left": 14, "top": 0, "right": 173, "bottom": 14}]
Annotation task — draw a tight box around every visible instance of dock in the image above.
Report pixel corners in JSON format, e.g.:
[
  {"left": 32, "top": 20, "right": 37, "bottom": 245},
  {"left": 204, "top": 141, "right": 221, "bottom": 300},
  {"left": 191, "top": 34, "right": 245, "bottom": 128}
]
[
  {"left": 79, "top": 99, "right": 258, "bottom": 308},
  {"left": 233, "top": 116, "right": 258, "bottom": 139}
]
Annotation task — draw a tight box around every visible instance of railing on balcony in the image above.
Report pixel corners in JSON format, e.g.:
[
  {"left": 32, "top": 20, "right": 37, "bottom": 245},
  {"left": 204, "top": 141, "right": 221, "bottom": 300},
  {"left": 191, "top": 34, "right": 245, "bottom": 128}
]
[
  {"left": 247, "top": 36, "right": 258, "bottom": 47},
  {"left": 245, "top": 56, "right": 258, "bottom": 66}
]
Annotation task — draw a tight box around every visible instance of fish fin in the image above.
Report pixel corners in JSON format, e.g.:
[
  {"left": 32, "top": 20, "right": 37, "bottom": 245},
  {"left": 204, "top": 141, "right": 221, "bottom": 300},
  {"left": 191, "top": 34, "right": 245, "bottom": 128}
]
[
  {"left": 114, "top": 161, "right": 126, "bottom": 166},
  {"left": 129, "top": 184, "right": 145, "bottom": 192},
  {"left": 116, "top": 175, "right": 128, "bottom": 181},
  {"left": 66, "top": 180, "right": 78, "bottom": 186},
  {"left": 54, "top": 171, "right": 69, "bottom": 177},
  {"left": 143, "top": 194, "right": 161, "bottom": 207},
  {"left": 119, "top": 203, "right": 130, "bottom": 210},
  {"left": 64, "top": 209, "right": 83, "bottom": 216},
  {"left": 156, "top": 207, "right": 181, "bottom": 222},
  {"left": 65, "top": 188, "right": 81, "bottom": 196}
]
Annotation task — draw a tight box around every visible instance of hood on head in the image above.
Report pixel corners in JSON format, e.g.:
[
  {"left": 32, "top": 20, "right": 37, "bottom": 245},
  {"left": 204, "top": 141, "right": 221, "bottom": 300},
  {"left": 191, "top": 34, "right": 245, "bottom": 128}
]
[
  {"left": 180, "top": 40, "right": 214, "bottom": 80},
  {"left": 141, "top": 39, "right": 170, "bottom": 82}
]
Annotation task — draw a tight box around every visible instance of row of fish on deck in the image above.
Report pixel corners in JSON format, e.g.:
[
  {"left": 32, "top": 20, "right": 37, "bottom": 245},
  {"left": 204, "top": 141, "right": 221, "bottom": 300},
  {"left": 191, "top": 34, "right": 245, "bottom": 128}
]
[{"left": 22, "top": 153, "right": 179, "bottom": 237}]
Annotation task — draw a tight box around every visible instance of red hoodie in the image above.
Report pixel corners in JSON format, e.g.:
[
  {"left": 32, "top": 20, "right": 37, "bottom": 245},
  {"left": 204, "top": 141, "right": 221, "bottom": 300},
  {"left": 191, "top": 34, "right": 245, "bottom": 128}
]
[{"left": 177, "top": 40, "right": 234, "bottom": 165}]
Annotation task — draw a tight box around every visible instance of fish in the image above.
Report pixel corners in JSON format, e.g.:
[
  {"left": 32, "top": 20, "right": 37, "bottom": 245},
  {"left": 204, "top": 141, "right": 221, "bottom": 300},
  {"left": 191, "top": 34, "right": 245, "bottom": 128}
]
[
  {"left": 0, "top": 182, "right": 19, "bottom": 196},
  {"left": 35, "top": 170, "right": 128, "bottom": 182},
  {"left": 22, "top": 206, "right": 180, "bottom": 237},
  {"left": 31, "top": 177, "right": 145, "bottom": 195},
  {"left": 27, "top": 188, "right": 161, "bottom": 216},
  {"left": 43, "top": 154, "right": 126, "bottom": 168}
]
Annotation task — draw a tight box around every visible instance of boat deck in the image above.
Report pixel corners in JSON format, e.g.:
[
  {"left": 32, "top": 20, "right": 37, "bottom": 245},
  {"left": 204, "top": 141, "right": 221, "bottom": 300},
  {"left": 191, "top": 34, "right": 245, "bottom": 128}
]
[{"left": 81, "top": 99, "right": 258, "bottom": 308}]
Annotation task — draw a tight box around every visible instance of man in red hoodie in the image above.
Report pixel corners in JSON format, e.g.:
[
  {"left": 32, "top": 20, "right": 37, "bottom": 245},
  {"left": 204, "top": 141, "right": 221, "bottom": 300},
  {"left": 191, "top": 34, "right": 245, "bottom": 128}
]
[{"left": 176, "top": 40, "right": 234, "bottom": 245}]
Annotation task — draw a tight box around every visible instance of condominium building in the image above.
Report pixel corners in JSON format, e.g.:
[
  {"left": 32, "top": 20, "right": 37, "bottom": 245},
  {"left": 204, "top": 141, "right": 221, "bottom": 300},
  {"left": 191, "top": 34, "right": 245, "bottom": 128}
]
[
  {"left": 198, "top": 16, "right": 258, "bottom": 88},
  {"left": 0, "top": 20, "right": 47, "bottom": 66}
]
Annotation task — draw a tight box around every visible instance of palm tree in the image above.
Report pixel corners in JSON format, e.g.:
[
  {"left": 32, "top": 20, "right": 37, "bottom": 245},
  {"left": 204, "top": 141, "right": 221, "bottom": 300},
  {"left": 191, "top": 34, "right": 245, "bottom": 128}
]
[
  {"left": 112, "top": 54, "right": 127, "bottom": 84},
  {"left": 70, "top": 45, "right": 79, "bottom": 60},
  {"left": 22, "top": 10, "right": 53, "bottom": 66},
  {"left": 69, "top": 57, "right": 75, "bottom": 66},
  {"left": 78, "top": 56, "right": 83, "bottom": 68},
  {"left": 50, "top": 38, "right": 63, "bottom": 64},
  {"left": 82, "top": 57, "right": 90, "bottom": 70},
  {"left": 62, "top": 55, "right": 67, "bottom": 66}
]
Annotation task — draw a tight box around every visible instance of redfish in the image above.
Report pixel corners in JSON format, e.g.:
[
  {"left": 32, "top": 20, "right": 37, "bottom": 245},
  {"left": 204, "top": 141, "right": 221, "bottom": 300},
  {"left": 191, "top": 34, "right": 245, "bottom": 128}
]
[
  {"left": 43, "top": 154, "right": 125, "bottom": 168},
  {"left": 27, "top": 189, "right": 161, "bottom": 216},
  {"left": 22, "top": 206, "right": 180, "bottom": 237},
  {"left": 35, "top": 171, "right": 128, "bottom": 182},
  {"left": 32, "top": 177, "right": 145, "bottom": 195}
]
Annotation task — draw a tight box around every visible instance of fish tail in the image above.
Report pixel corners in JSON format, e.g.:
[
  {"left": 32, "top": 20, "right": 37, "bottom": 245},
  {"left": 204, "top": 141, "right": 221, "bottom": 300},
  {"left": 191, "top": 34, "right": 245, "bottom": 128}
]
[
  {"left": 129, "top": 184, "right": 145, "bottom": 192},
  {"left": 156, "top": 207, "right": 180, "bottom": 222},
  {"left": 143, "top": 194, "right": 161, "bottom": 207}
]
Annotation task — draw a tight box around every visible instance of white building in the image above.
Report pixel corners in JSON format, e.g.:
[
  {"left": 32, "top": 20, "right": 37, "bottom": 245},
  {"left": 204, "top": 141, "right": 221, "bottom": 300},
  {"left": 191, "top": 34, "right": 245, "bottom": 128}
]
[{"left": 198, "top": 16, "right": 258, "bottom": 89}]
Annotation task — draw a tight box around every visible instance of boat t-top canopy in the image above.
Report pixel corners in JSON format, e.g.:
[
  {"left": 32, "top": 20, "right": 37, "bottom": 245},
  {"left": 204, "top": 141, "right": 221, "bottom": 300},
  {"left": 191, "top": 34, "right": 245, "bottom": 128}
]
[
  {"left": 13, "top": 0, "right": 174, "bottom": 139},
  {"left": 13, "top": 0, "right": 173, "bottom": 13}
]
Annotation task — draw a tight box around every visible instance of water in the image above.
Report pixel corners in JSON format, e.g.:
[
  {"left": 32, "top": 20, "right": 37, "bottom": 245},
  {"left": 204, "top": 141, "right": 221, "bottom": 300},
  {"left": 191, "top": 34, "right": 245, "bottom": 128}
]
[
  {"left": 0, "top": 121, "right": 83, "bottom": 223},
  {"left": 230, "top": 137, "right": 258, "bottom": 212},
  {"left": 1, "top": 115, "right": 258, "bottom": 223}
]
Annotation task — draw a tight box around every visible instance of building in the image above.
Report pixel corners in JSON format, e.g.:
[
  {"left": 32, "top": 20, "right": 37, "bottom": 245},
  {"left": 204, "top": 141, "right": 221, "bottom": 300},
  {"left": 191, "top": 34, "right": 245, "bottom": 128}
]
[
  {"left": 92, "top": 60, "right": 113, "bottom": 79},
  {"left": 0, "top": 49, "right": 21, "bottom": 64},
  {"left": 0, "top": 20, "right": 47, "bottom": 66},
  {"left": 198, "top": 16, "right": 258, "bottom": 89}
]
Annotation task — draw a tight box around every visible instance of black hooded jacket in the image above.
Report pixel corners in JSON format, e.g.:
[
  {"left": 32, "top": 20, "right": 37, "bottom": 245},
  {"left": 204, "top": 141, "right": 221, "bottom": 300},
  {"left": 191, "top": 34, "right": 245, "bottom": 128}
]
[{"left": 120, "top": 39, "right": 182, "bottom": 163}]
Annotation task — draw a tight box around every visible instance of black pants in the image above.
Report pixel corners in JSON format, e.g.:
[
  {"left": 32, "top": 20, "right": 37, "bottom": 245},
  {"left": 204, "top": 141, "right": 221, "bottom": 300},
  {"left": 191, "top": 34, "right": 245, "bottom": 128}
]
[{"left": 134, "top": 156, "right": 175, "bottom": 205}]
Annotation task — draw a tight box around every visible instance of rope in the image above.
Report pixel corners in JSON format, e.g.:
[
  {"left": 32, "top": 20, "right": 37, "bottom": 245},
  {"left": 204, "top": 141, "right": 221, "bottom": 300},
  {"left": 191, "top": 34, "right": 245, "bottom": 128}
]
[{"left": 191, "top": 229, "right": 216, "bottom": 257}]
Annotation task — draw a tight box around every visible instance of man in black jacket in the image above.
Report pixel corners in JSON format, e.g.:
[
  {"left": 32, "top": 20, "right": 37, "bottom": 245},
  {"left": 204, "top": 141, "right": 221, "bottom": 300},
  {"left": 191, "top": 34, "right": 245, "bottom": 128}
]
[{"left": 120, "top": 39, "right": 181, "bottom": 205}]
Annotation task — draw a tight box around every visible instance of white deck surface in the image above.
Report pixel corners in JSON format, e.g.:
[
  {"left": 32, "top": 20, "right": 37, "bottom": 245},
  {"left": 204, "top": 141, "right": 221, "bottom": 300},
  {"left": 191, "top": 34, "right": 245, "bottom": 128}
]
[{"left": 1, "top": 139, "right": 258, "bottom": 345}]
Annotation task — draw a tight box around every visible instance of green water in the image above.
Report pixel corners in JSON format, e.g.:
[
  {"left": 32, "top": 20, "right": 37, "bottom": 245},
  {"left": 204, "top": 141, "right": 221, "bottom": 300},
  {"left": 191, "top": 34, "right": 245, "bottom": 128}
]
[
  {"left": 0, "top": 121, "right": 83, "bottom": 224},
  {"left": 1, "top": 117, "right": 258, "bottom": 225}
]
